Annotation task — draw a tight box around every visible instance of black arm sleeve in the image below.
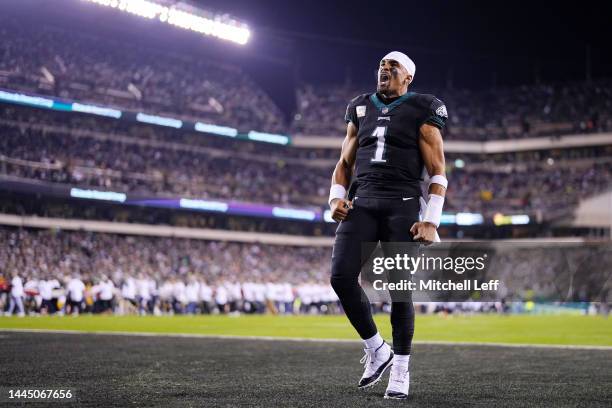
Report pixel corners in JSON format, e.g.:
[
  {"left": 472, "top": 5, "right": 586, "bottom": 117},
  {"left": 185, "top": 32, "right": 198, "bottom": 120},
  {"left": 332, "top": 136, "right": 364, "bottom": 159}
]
[{"left": 424, "top": 97, "right": 448, "bottom": 129}]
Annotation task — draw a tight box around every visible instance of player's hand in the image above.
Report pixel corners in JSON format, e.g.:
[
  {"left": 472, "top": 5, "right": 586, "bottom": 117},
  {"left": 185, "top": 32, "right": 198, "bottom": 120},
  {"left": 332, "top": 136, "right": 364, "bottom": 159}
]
[
  {"left": 410, "top": 221, "right": 437, "bottom": 245},
  {"left": 330, "top": 198, "right": 353, "bottom": 222}
]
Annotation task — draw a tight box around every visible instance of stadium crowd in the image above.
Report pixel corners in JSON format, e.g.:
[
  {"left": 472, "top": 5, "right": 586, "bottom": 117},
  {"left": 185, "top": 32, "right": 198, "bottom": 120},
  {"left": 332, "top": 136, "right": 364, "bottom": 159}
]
[
  {"left": 0, "top": 119, "right": 328, "bottom": 207},
  {"left": 0, "top": 106, "right": 338, "bottom": 161},
  {"left": 2, "top": 227, "right": 606, "bottom": 317},
  {"left": 0, "top": 12, "right": 611, "bottom": 249},
  {"left": 1, "top": 16, "right": 612, "bottom": 144},
  {"left": 0, "top": 18, "right": 285, "bottom": 133},
  {"left": 0, "top": 227, "right": 336, "bottom": 317},
  {"left": 2, "top": 110, "right": 612, "bottom": 220},
  {"left": 293, "top": 81, "right": 612, "bottom": 139}
]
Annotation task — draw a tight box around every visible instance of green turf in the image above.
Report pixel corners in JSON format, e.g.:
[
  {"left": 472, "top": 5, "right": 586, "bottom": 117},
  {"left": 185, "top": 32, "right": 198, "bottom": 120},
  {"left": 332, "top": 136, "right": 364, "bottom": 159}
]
[{"left": 1, "top": 314, "right": 611, "bottom": 346}]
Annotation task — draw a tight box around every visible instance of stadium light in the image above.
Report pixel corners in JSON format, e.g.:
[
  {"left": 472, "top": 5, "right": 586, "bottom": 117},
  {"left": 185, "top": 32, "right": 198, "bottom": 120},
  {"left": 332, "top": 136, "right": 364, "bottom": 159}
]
[
  {"left": 81, "top": 0, "right": 251, "bottom": 45},
  {"left": 136, "top": 112, "right": 183, "bottom": 128},
  {"left": 272, "top": 207, "right": 317, "bottom": 221},
  {"left": 72, "top": 102, "right": 122, "bottom": 118},
  {"left": 179, "top": 198, "right": 229, "bottom": 212},
  {"left": 195, "top": 122, "right": 238, "bottom": 137},
  {"left": 247, "top": 131, "right": 290, "bottom": 145},
  {"left": 455, "top": 212, "right": 484, "bottom": 226},
  {"left": 0, "top": 90, "right": 54, "bottom": 108},
  {"left": 493, "top": 213, "right": 531, "bottom": 226},
  {"left": 70, "top": 188, "right": 127, "bottom": 202},
  {"left": 454, "top": 158, "right": 465, "bottom": 168}
]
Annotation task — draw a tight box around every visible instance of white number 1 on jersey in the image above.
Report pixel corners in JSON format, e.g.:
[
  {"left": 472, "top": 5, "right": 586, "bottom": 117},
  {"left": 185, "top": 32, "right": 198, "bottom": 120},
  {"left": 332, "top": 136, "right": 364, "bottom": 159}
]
[{"left": 371, "top": 126, "right": 387, "bottom": 163}]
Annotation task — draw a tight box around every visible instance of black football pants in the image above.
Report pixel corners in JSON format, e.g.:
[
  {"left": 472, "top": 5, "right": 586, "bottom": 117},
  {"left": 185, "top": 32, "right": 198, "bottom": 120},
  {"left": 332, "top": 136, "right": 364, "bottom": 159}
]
[{"left": 331, "top": 196, "right": 419, "bottom": 355}]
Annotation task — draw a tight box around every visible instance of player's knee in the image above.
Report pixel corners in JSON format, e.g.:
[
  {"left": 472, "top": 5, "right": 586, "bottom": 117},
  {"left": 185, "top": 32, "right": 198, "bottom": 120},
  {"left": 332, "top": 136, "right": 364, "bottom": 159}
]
[
  {"left": 390, "top": 301, "right": 415, "bottom": 321},
  {"left": 329, "top": 274, "right": 346, "bottom": 295},
  {"left": 330, "top": 254, "right": 362, "bottom": 296},
  {"left": 329, "top": 273, "right": 357, "bottom": 298}
]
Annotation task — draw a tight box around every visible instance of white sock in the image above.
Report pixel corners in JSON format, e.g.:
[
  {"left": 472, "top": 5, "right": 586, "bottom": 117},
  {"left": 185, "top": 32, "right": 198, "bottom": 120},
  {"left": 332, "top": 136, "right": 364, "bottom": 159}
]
[
  {"left": 394, "top": 354, "right": 410, "bottom": 368},
  {"left": 363, "top": 332, "right": 384, "bottom": 349}
]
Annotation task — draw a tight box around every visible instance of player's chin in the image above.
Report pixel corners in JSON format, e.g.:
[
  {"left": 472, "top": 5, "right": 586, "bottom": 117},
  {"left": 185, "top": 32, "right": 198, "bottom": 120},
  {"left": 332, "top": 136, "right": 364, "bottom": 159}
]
[{"left": 376, "top": 82, "right": 388, "bottom": 92}]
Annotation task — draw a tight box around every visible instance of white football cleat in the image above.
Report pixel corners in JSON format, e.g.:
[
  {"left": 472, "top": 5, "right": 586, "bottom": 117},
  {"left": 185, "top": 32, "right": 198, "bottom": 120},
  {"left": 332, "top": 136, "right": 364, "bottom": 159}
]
[
  {"left": 357, "top": 341, "right": 393, "bottom": 389},
  {"left": 384, "top": 361, "right": 410, "bottom": 399}
]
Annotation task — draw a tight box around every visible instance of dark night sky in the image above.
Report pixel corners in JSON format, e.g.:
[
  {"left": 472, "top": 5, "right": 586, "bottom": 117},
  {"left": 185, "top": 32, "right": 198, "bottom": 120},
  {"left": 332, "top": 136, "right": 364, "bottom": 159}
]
[
  {"left": 4, "top": 0, "right": 612, "bottom": 118},
  {"left": 196, "top": 0, "right": 612, "bottom": 88},
  {"left": 192, "top": 0, "right": 612, "bottom": 116}
]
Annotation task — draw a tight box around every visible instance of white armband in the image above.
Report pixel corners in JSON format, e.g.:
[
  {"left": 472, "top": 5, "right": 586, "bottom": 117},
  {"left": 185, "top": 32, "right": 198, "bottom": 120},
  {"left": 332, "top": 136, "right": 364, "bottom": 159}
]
[
  {"left": 328, "top": 184, "right": 347, "bottom": 207},
  {"left": 429, "top": 175, "right": 448, "bottom": 190},
  {"left": 422, "top": 194, "right": 445, "bottom": 228}
]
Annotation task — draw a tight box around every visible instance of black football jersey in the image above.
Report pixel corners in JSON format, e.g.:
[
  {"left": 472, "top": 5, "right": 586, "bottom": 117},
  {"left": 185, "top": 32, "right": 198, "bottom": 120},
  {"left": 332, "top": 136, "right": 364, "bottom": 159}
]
[{"left": 344, "top": 92, "right": 447, "bottom": 198}]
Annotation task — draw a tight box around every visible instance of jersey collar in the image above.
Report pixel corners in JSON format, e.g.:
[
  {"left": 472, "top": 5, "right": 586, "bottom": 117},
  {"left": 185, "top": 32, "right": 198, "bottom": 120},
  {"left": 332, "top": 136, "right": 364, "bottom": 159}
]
[{"left": 370, "top": 92, "right": 414, "bottom": 114}]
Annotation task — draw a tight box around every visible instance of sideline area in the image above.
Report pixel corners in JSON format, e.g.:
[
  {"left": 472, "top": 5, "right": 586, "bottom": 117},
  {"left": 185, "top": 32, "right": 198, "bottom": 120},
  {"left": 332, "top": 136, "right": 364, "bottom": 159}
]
[{"left": 1, "top": 314, "right": 610, "bottom": 347}]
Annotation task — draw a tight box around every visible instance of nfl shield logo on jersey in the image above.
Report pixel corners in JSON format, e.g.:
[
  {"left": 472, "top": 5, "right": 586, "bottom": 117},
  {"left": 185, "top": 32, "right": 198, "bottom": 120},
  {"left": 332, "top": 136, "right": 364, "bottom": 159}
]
[
  {"left": 382, "top": 107, "right": 389, "bottom": 114},
  {"left": 435, "top": 105, "right": 448, "bottom": 118}
]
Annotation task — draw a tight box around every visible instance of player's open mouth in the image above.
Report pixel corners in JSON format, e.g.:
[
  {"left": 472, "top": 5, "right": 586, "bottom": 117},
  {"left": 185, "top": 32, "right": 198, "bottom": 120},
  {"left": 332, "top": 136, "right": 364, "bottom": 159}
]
[{"left": 379, "top": 72, "right": 390, "bottom": 85}]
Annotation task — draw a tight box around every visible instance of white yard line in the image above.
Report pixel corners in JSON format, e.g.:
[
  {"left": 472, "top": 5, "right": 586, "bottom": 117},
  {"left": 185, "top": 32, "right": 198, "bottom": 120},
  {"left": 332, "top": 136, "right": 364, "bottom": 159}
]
[{"left": 1, "top": 328, "right": 611, "bottom": 350}]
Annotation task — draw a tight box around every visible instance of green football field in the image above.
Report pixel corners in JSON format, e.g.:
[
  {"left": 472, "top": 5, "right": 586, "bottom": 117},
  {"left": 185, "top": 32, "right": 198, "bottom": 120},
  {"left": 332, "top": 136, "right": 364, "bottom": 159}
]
[{"left": 1, "top": 314, "right": 611, "bottom": 346}]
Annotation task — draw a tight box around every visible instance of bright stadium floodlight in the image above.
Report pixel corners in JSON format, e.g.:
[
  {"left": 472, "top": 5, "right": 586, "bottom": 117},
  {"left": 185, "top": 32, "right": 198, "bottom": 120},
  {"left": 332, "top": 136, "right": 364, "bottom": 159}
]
[{"left": 81, "top": 0, "right": 251, "bottom": 45}]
